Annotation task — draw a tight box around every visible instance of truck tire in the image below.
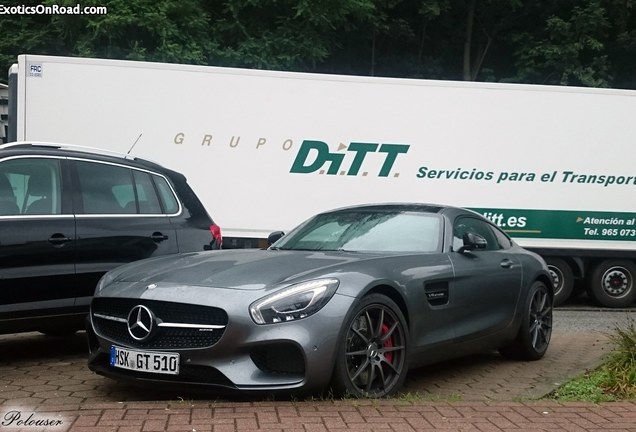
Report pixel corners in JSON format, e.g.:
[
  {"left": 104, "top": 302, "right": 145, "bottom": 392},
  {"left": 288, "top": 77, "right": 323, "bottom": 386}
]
[
  {"left": 587, "top": 260, "right": 636, "bottom": 308},
  {"left": 545, "top": 257, "right": 574, "bottom": 307}
]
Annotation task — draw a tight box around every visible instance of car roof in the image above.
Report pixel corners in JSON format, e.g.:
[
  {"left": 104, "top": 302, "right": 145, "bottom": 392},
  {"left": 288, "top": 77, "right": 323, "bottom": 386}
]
[
  {"left": 322, "top": 203, "right": 446, "bottom": 214},
  {"left": 0, "top": 142, "right": 184, "bottom": 181},
  {"left": 320, "top": 203, "right": 488, "bottom": 221}
]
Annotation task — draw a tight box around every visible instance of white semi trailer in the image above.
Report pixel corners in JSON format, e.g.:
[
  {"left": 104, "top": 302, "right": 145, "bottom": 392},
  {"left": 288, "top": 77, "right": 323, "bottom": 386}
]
[{"left": 6, "top": 54, "right": 636, "bottom": 308}]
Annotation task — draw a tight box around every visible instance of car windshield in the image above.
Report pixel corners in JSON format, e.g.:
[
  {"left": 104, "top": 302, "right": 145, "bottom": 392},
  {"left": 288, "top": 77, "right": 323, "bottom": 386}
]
[{"left": 274, "top": 210, "right": 441, "bottom": 253}]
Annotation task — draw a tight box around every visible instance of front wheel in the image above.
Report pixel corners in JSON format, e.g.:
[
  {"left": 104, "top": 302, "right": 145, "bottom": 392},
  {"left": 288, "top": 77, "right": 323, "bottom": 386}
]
[
  {"left": 331, "top": 294, "right": 409, "bottom": 398},
  {"left": 587, "top": 260, "right": 636, "bottom": 308},
  {"left": 499, "top": 281, "right": 552, "bottom": 360}
]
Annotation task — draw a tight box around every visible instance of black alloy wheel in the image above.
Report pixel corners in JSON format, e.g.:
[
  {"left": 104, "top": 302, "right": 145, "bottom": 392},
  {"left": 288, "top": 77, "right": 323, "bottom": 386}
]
[
  {"left": 332, "top": 294, "right": 408, "bottom": 398},
  {"left": 500, "top": 281, "right": 552, "bottom": 360},
  {"left": 528, "top": 283, "right": 552, "bottom": 355}
]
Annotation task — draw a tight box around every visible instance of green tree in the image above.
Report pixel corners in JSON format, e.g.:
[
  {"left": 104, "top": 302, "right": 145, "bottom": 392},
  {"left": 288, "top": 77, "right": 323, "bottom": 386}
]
[
  {"left": 602, "top": 0, "right": 636, "bottom": 89},
  {"left": 509, "top": 1, "right": 612, "bottom": 86},
  {"left": 459, "top": 0, "right": 522, "bottom": 80},
  {"left": 0, "top": 0, "right": 62, "bottom": 76},
  {"left": 1, "top": 0, "right": 635, "bottom": 89},
  {"left": 50, "top": 0, "right": 211, "bottom": 64},
  {"left": 203, "top": 0, "right": 377, "bottom": 70},
  {"left": 317, "top": 0, "right": 451, "bottom": 78}
]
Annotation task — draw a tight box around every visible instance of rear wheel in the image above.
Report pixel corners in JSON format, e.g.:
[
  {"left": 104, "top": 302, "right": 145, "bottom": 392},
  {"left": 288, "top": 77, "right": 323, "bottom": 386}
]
[
  {"left": 499, "top": 281, "right": 552, "bottom": 360},
  {"left": 331, "top": 294, "right": 409, "bottom": 398},
  {"left": 587, "top": 260, "right": 636, "bottom": 308},
  {"left": 545, "top": 257, "right": 574, "bottom": 307}
]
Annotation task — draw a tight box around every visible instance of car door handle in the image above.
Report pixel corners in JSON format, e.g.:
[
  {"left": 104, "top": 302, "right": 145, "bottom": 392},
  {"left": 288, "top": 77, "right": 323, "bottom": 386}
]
[
  {"left": 150, "top": 232, "right": 169, "bottom": 242},
  {"left": 500, "top": 259, "right": 514, "bottom": 269},
  {"left": 48, "top": 233, "right": 72, "bottom": 245}
]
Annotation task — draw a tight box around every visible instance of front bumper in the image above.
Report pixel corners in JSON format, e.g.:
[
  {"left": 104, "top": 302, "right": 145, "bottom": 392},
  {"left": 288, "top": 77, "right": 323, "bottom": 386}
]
[{"left": 87, "top": 284, "right": 355, "bottom": 395}]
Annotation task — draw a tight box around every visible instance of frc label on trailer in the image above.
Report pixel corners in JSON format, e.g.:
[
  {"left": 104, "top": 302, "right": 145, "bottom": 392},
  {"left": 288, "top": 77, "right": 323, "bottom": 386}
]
[
  {"left": 290, "top": 140, "right": 410, "bottom": 177},
  {"left": 27, "top": 63, "right": 43, "bottom": 77}
]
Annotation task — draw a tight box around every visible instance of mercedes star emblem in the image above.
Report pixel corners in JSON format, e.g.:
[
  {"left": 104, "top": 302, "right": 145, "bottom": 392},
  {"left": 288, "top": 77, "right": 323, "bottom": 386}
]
[{"left": 127, "top": 305, "right": 155, "bottom": 341}]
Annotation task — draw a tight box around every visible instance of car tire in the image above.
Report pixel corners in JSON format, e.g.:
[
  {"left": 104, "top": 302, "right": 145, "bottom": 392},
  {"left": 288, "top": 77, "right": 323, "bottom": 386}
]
[
  {"left": 330, "top": 293, "right": 409, "bottom": 398},
  {"left": 499, "top": 281, "right": 552, "bottom": 361},
  {"left": 586, "top": 260, "right": 636, "bottom": 308},
  {"left": 545, "top": 257, "right": 574, "bottom": 307}
]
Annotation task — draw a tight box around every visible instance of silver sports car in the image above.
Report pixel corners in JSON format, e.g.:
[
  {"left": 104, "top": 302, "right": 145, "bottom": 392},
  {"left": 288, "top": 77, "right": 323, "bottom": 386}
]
[{"left": 87, "top": 204, "right": 553, "bottom": 397}]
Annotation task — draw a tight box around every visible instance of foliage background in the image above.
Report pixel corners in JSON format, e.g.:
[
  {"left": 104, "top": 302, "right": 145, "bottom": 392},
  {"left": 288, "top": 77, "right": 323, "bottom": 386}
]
[{"left": 1, "top": 0, "right": 635, "bottom": 89}]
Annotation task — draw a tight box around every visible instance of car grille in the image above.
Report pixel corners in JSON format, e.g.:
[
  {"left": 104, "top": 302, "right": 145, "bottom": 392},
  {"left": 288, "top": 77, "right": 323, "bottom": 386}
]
[{"left": 91, "top": 297, "right": 228, "bottom": 350}]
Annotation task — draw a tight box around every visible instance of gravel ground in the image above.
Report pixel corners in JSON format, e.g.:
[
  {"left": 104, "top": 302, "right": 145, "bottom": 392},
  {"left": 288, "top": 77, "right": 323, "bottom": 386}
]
[{"left": 553, "top": 306, "right": 635, "bottom": 333}]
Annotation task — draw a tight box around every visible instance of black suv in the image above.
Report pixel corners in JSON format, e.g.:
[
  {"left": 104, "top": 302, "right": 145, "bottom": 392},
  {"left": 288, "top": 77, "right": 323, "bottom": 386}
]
[{"left": 0, "top": 142, "right": 222, "bottom": 335}]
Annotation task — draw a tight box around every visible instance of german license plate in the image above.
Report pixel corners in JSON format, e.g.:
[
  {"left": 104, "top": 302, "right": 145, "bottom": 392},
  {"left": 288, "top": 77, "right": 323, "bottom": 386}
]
[{"left": 110, "top": 345, "right": 179, "bottom": 375}]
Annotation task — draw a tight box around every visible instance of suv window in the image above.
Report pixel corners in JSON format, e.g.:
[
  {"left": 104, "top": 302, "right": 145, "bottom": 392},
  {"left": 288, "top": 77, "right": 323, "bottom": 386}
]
[
  {"left": 154, "top": 175, "right": 179, "bottom": 214},
  {"left": 0, "top": 158, "right": 62, "bottom": 215},
  {"left": 76, "top": 160, "right": 168, "bottom": 215},
  {"left": 110, "top": 171, "right": 163, "bottom": 214}
]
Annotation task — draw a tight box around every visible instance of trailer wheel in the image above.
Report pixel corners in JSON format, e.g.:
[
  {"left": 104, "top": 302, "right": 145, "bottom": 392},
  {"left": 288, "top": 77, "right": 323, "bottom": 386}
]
[
  {"left": 587, "top": 260, "right": 636, "bottom": 308},
  {"left": 545, "top": 258, "right": 574, "bottom": 307}
]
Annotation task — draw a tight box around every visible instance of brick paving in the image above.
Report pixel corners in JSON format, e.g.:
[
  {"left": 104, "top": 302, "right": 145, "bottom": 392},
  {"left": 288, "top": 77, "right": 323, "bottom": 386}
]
[
  {"left": 1, "top": 400, "right": 636, "bottom": 431},
  {"left": 1, "top": 326, "right": 634, "bottom": 431}
]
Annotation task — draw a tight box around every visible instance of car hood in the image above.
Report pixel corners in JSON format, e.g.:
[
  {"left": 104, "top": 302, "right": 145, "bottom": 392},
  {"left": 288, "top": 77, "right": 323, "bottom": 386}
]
[{"left": 109, "top": 249, "right": 387, "bottom": 291}]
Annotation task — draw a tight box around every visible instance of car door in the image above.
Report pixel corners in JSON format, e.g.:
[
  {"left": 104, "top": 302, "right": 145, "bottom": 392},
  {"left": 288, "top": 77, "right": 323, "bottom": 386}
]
[
  {"left": 448, "top": 216, "right": 522, "bottom": 342},
  {"left": 71, "top": 158, "right": 178, "bottom": 307},
  {"left": 377, "top": 213, "right": 460, "bottom": 361},
  {"left": 0, "top": 156, "right": 76, "bottom": 327}
]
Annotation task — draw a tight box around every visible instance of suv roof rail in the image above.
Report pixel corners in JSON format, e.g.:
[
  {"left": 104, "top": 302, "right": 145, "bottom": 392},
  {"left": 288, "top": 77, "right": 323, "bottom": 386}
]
[{"left": 0, "top": 141, "right": 138, "bottom": 160}]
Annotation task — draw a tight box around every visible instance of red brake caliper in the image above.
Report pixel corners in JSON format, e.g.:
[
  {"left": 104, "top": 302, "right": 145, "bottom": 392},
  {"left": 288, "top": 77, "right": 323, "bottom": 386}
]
[{"left": 382, "top": 324, "right": 393, "bottom": 363}]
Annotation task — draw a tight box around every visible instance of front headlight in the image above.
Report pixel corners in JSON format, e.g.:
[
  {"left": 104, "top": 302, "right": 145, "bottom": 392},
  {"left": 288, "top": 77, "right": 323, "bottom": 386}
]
[{"left": 249, "top": 278, "right": 339, "bottom": 325}]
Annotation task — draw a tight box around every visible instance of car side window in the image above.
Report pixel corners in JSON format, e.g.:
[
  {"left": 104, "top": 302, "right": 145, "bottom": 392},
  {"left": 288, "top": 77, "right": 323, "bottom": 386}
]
[
  {"left": 132, "top": 171, "right": 162, "bottom": 214},
  {"left": 76, "top": 161, "right": 164, "bottom": 215},
  {"left": 0, "top": 158, "right": 62, "bottom": 215},
  {"left": 153, "top": 175, "right": 179, "bottom": 214},
  {"left": 453, "top": 217, "right": 500, "bottom": 251},
  {"left": 77, "top": 161, "right": 130, "bottom": 214},
  {"left": 490, "top": 225, "right": 513, "bottom": 249}
]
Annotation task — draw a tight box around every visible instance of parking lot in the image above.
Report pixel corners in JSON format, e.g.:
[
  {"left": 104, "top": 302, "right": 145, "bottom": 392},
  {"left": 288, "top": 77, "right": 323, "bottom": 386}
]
[{"left": 1, "top": 307, "right": 635, "bottom": 431}]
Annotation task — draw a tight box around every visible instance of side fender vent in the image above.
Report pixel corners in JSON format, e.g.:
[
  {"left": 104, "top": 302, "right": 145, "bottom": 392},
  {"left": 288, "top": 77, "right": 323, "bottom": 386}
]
[{"left": 425, "top": 282, "right": 449, "bottom": 306}]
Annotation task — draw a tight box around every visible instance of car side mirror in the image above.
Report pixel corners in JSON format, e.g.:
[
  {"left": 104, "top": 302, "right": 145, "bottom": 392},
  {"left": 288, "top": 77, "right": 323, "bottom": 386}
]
[
  {"left": 458, "top": 232, "right": 487, "bottom": 253},
  {"left": 267, "top": 231, "right": 285, "bottom": 246}
]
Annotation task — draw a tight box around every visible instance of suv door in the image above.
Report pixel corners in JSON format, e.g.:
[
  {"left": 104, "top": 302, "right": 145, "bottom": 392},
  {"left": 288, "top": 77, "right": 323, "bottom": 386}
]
[
  {"left": 71, "top": 159, "right": 178, "bottom": 307},
  {"left": 0, "top": 156, "right": 76, "bottom": 331}
]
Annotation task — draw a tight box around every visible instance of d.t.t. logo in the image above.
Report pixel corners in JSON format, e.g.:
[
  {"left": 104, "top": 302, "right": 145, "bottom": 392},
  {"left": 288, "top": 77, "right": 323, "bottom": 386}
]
[{"left": 290, "top": 140, "right": 409, "bottom": 177}]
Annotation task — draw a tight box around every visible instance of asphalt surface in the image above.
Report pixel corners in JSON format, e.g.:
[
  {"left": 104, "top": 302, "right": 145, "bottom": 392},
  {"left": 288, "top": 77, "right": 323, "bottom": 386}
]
[{"left": 1, "top": 307, "right": 635, "bottom": 431}]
